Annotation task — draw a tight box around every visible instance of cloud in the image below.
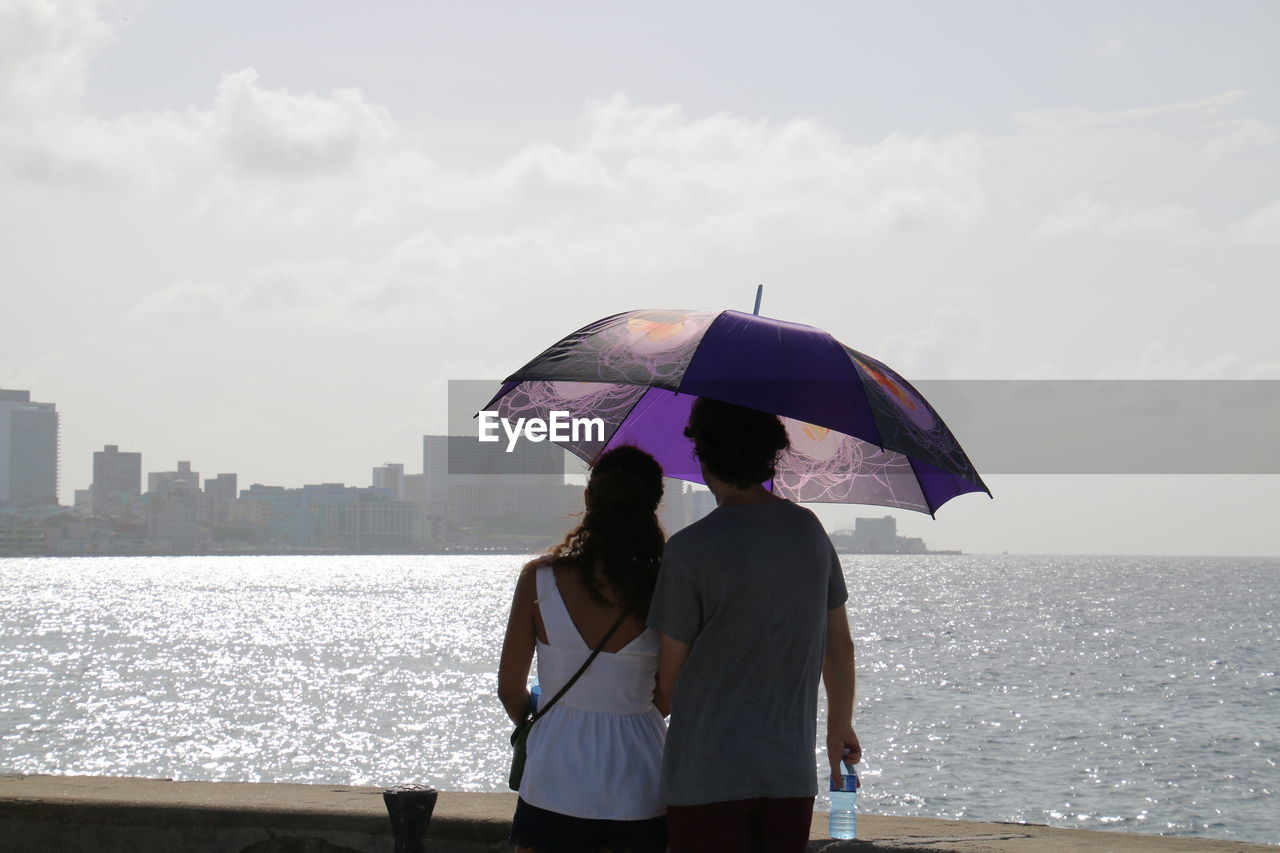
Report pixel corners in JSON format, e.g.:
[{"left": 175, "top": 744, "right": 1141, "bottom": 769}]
[
  {"left": 1084, "top": 35, "right": 1134, "bottom": 62},
  {"left": 209, "top": 69, "right": 399, "bottom": 176},
  {"left": 874, "top": 298, "right": 990, "bottom": 379},
  {"left": 1097, "top": 343, "right": 1280, "bottom": 380},
  {"left": 575, "top": 96, "right": 988, "bottom": 236},
  {"left": 0, "top": 0, "right": 115, "bottom": 117},
  {"left": 127, "top": 278, "right": 225, "bottom": 321},
  {"left": 6, "top": 48, "right": 1269, "bottom": 379},
  {"left": 99, "top": 84, "right": 1000, "bottom": 334},
  {"left": 1206, "top": 119, "right": 1279, "bottom": 159},
  {"left": 0, "top": 3, "right": 1259, "bottom": 271},
  {"left": 1037, "top": 193, "right": 1199, "bottom": 239},
  {"left": 2, "top": 0, "right": 1277, "bottom": 498},
  {"left": 128, "top": 231, "right": 497, "bottom": 332},
  {"left": 1011, "top": 91, "right": 1245, "bottom": 135},
  {"left": 1229, "top": 200, "right": 1280, "bottom": 245}
]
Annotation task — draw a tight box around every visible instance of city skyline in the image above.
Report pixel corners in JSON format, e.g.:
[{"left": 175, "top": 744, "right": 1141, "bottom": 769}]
[
  {"left": 2, "top": 1, "right": 1277, "bottom": 556},
  {"left": 2, "top": 380, "right": 1278, "bottom": 556},
  {"left": 1, "top": 394, "right": 734, "bottom": 554}
]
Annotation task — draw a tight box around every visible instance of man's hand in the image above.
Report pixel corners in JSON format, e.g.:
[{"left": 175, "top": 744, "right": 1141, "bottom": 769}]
[{"left": 827, "top": 727, "right": 862, "bottom": 787}]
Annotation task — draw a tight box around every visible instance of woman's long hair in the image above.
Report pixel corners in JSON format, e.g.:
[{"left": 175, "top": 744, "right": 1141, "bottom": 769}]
[{"left": 550, "top": 445, "right": 665, "bottom": 620}]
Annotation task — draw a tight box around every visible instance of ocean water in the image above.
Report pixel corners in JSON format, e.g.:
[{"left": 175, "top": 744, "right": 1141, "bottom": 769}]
[{"left": 0, "top": 554, "right": 1275, "bottom": 844}]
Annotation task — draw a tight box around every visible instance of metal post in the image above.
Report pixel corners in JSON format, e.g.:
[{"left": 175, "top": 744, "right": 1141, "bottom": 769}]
[{"left": 383, "top": 783, "right": 438, "bottom": 853}]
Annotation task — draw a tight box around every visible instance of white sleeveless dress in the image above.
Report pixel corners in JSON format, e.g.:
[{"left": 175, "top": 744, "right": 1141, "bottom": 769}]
[{"left": 520, "top": 565, "right": 667, "bottom": 820}]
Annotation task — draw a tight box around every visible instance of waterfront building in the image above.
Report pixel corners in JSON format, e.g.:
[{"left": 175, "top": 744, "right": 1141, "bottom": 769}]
[
  {"left": 419, "top": 435, "right": 580, "bottom": 548},
  {"left": 896, "top": 536, "right": 927, "bottom": 554},
  {"left": 312, "top": 491, "right": 411, "bottom": 551},
  {"left": 141, "top": 462, "right": 211, "bottom": 552},
  {"left": 148, "top": 461, "right": 200, "bottom": 496},
  {"left": 91, "top": 444, "right": 141, "bottom": 519},
  {"left": 689, "top": 488, "right": 717, "bottom": 522},
  {"left": 0, "top": 389, "right": 60, "bottom": 507},
  {"left": 372, "top": 462, "right": 405, "bottom": 500},
  {"left": 830, "top": 515, "right": 958, "bottom": 554},
  {"left": 204, "top": 473, "right": 237, "bottom": 527},
  {"left": 850, "top": 515, "right": 898, "bottom": 553},
  {"left": 49, "top": 513, "right": 131, "bottom": 554},
  {"left": 231, "top": 483, "right": 412, "bottom": 551},
  {"left": 657, "top": 482, "right": 685, "bottom": 532},
  {"left": 144, "top": 488, "right": 210, "bottom": 553},
  {"left": 658, "top": 481, "right": 717, "bottom": 534},
  {"left": 232, "top": 484, "right": 317, "bottom": 546},
  {"left": 0, "top": 507, "right": 57, "bottom": 553},
  {"left": 402, "top": 473, "right": 446, "bottom": 548}
]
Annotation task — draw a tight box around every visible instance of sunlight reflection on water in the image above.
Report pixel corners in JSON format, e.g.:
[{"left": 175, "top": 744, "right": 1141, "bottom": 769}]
[
  {"left": 1, "top": 553, "right": 1276, "bottom": 844},
  {"left": 1, "top": 556, "right": 513, "bottom": 789}
]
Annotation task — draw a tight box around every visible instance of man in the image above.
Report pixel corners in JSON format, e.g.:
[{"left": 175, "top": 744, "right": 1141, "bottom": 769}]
[{"left": 648, "top": 397, "right": 860, "bottom": 852}]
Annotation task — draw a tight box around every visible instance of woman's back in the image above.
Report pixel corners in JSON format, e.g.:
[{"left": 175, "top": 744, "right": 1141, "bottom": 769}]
[
  {"left": 522, "top": 563, "right": 665, "bottom": 819},
  {"left": 536, "top": 559, "right": 649, "bottom": 652}
]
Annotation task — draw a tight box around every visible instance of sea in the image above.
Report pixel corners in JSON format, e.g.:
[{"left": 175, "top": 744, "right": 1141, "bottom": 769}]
[{"left": 0, "top": 554, "right": 1275, "bottom": 845}]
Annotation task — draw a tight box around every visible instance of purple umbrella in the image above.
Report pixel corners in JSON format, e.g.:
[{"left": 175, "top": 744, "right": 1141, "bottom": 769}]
[{"left": 482, "top": 308, "right": 989, "bottom": 515}]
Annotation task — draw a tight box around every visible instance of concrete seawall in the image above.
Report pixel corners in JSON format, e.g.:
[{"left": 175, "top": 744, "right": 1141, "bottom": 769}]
[{"left": 0, "top": 774, "right": 1269, "bottom": 852}]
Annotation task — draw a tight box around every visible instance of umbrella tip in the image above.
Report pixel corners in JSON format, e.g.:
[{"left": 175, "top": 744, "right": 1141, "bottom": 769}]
[{"left": 752, "top": 284, "right": 763, "bottom": 315}]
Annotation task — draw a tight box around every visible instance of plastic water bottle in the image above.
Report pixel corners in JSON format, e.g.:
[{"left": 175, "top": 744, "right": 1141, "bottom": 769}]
[
  {"left": 529, "top": 681, "right": 541, "bottom": 715},
  {"left": 828, "top": 752, "right": 859, "bottom": 839}
]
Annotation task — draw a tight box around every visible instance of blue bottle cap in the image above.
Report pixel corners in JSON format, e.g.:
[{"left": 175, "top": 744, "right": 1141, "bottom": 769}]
[{"left": 829, "top": 772, "right": 858, "bottom": 793}]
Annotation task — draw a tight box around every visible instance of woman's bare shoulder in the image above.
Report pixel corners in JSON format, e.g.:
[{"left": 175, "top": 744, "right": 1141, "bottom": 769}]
[{"left": 518, "top": 554, "right": 556, "bottom": 580}]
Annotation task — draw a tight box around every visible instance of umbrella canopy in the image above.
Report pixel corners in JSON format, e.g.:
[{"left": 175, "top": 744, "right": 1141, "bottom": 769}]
[{"left": 482, "top": 308, "right": 989, "bottom": 515}]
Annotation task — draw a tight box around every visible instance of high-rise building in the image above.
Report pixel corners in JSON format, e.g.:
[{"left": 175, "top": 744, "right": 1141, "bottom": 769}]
[
  {"left": 91, "top": 444, "right": 141, "bottom": 518},
  {"left": 372, "top": 462, "right": 405, "bottom": 500},
  {"left": 658, "top": 481, "right": 717, "bottom": 533},
  {"left": 402, "top": 473, "right": 445, "bottom": 548},
  {"left": 73, "top": 489, "right": 93, "bottom": 514},
  {"left": 148, "top": 461, "right": 200, "bottom": 496},
  {"left": 145, "top": 488, "right": 209, "bottom": 553},
  {"left": 658, "top": 480, "right": 689, "bottom": 532},
  {"left": 204, "top": 473, "right": 238, "bottom": 527},
  {"left": 686, "top": 487, "right": 717, "bottom": 524},
  {"left": 143, "top": 462, "right": 204, "bottom": 549},
  {"left": 420, "top": 435, "right": 580, "bottom": 548},
  {"left": 0, "top": 389, "right": 59, "bottom": 507}
]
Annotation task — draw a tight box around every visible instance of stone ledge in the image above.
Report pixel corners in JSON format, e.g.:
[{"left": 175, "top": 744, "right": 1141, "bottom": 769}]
[{"left": 0, "top": 774, "right": 1269, "bottom": 853}]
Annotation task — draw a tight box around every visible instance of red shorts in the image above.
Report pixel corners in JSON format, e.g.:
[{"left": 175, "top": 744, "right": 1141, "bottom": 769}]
[{"left": 666, "top": 796, "right": 815, "bottom": 853}]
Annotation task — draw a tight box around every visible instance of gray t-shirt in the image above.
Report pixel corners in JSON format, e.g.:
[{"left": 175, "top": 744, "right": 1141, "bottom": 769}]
[{"left": 647, "top": 499, "right": 848, "bottom": 806}]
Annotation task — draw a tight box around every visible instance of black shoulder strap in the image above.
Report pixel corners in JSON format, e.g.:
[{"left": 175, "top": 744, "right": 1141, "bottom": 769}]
[{"left": 529, "top": 609, "right": 630, "bottom": 725}]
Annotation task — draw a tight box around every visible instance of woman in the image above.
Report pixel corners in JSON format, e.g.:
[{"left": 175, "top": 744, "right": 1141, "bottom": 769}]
[{"left": 497, "top": 445, "right": 670, "bottom": 853}]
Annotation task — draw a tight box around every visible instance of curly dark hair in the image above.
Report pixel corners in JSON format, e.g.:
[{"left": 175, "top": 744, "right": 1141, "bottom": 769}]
[
  {"left": 549, "top": 445, "right": 665, "bottom": 620},
  {"left": 683, "top": 397, "right": 789, "bottom": 488}
]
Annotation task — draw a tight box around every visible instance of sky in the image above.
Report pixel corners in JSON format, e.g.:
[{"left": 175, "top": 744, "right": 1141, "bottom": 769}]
[{"left": 2, "top": 0, "right": 1277, "bottom": 555}]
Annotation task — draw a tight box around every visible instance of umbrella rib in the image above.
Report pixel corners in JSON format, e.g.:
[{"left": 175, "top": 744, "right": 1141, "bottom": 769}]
[
  {"left": 671, "top": 310, "right": 729, "bottom": 396},
  {"left": 588, "top": 386, "right": 662, "bottom": 467},
  {"left": 905, "top": 455, "right": 938, "bottom": 518},
  {"left": 838, "top": 347, "right": 888, "bottom": 452}
]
